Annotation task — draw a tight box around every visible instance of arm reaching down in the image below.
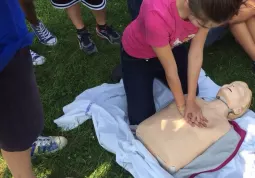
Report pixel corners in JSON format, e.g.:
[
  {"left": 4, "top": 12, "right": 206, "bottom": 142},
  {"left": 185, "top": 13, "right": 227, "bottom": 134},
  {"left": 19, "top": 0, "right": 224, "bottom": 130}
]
[
  {"left": 153, "top": 45, "right": 186, "bottom": 113},
  {"left": 144, "top": 10, "right": 186, "bottom": 114},
  {"left": 185, "top": 28, "right": 209, "bottom": 127}
]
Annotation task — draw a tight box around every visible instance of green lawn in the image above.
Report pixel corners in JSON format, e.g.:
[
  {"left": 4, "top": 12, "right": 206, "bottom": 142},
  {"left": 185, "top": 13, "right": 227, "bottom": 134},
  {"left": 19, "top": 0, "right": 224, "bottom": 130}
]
[{"left": 1, "top": 0, "right": 255, "bottom": 177}]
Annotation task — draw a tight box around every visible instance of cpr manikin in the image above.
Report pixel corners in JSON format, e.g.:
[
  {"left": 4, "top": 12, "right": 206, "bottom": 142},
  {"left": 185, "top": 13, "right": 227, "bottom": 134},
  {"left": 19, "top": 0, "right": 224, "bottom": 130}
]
[{"left": 136, "top": 81, "right": 252, "bottom": 173}]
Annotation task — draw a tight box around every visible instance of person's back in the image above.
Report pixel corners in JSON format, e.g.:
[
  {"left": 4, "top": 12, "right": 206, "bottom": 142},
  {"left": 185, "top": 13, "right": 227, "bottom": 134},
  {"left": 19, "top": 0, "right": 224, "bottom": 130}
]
[{"left": 0, "top": 0, "right": 33, "bottom": 72}]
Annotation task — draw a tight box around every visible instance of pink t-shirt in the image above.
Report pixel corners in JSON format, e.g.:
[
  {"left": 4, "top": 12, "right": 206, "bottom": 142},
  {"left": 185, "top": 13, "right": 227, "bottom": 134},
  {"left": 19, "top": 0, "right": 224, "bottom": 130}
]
[{"left": 122, "top": 0, "right": 199, "bottom": 59}]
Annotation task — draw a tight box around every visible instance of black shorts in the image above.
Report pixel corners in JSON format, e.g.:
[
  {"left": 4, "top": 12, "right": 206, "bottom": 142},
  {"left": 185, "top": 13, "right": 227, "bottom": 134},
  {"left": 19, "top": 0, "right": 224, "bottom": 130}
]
[
  {"left": 51, "top": 0, "right": 106, "bottom": 10},
  {"left": 0, "top": 47, "right": 44, "bottom": 152}
]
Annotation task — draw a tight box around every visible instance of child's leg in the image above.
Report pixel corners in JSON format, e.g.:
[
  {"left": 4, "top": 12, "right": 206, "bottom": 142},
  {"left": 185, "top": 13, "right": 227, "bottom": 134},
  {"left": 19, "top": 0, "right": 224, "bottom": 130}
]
[
  {"left": 1, "top": 149, "right": 35, "bottom": 178},
  {"left": 19, "top": 0, "right": 38, "bottom": 25},
  {"left": 91, "top": 8, "right": 106, "bottom": 25},
  {"left": 65, "top": 3, "right": 85, "bottom": 29},
  {"left": 19, "top": 0, "right": 57, "bottom": 46},
  {"left": 51, "top": 0, "right": 97, "bottom": 54},
  {"left": 80, "top": 0, "right": 120, "bottom": 44},
  {"left": 92, "top": 8, "right": 120, "bottom": 44},
  {"left": 51, "top": 0, "right": 84, "bottom": 29},
  {"left": 230, "top": 22, "right": 255, "bottom": 61},
  {"left": 0, "top": 47, "right": 44, "bottom": 177},
  {"left": 66, "top": 3, "right": 98, "bottom": 54},
  {"left": 121, "top": 48, "right": 155, "bottom": 125}
]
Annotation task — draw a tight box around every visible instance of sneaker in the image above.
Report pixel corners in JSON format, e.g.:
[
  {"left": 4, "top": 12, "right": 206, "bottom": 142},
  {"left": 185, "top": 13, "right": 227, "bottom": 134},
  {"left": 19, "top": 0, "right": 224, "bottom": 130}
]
[
  {"left": 30, "top": 50, "right": 46, "bottom": 66},
  {"left": 77, "top": 30, "right": 98, "bottom": 55},
  {"left": 96, "top": 25, "right": 120, "bottom": 44},
  {"left": 31, "top": 20, "right": 57, "bottom": 46},
  {"left": 31, "top": 136, "right": 68, "bottom": 157}
]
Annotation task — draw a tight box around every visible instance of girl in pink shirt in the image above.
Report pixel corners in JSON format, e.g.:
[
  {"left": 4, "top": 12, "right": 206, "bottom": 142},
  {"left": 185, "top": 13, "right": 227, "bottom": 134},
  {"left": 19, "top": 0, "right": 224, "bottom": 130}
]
[{"left": 121, "top": 0, "right": 243, "bottom": 126}]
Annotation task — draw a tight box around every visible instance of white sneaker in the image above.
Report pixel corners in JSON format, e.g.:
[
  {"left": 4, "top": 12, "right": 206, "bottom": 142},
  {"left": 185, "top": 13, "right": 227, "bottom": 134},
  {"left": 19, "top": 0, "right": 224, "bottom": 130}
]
[
  {"left": 30, "top": 50, "right": 46, "bottom": 66},
  {"left": 31, "top": 136, "right": 68, "bottom": 157}
]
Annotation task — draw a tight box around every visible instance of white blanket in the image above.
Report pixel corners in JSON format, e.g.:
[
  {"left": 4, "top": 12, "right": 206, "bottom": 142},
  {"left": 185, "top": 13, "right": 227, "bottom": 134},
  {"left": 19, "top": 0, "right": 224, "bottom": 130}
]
[{"left": 54, "top": 69, "right": 255, "bottom": 178}]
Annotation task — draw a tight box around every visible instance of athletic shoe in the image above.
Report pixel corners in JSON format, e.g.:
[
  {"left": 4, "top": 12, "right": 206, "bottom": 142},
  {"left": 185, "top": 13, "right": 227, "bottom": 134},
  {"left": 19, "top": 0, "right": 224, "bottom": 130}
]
[
  {"left": 31, "top": 136, "right": 68, "bottom": 157},
  {"left": 30, "top": 50, "right": 46, "bottom": 66},
  {"left": 77, "top": 30, "right": 98, "bottom": 54},
  {"left": 31, "top": 20, "right": 57, "bottom": 46},
  {"left": 96, "top": 25, "right": 120, "bottom": 44}
]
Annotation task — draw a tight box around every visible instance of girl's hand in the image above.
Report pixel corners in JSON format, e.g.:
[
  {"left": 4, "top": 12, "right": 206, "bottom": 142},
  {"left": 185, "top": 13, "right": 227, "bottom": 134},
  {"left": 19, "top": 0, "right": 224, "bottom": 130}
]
[{"left": 184, "top": 99, "right": 208, "bottom": 127}]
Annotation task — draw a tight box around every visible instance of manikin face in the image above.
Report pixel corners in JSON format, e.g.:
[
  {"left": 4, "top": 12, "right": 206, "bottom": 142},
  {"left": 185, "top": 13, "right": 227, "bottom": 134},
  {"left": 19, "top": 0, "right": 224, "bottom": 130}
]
[{"left": 216, "top": 81, "right": 252, "bottom": 113}]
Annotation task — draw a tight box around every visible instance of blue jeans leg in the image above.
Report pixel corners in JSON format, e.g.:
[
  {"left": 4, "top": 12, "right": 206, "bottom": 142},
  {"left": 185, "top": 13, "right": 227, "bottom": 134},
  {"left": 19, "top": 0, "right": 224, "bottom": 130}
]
[{"left": 205, "top": 26, "right": 228, "bottom": 47}]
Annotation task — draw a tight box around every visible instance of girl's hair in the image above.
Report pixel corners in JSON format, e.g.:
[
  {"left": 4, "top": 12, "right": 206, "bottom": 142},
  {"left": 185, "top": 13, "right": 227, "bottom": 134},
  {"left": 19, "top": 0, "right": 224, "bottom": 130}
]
[{"left": 189, "top": 0, "right": 245, "bottom": 24}]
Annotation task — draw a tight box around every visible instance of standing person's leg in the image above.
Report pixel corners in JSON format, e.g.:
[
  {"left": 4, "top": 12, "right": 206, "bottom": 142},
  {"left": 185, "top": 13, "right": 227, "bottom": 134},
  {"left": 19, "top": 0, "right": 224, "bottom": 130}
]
[
  {"left": 50, "top": 0, "right": 97, "bottom": 54},
  {"left": 121, "top": 48, "right": 155, "bottom": 125},
  {"left": 230, "top": 19, "right": 255, "bottom": 71},
  {"left": 19, "top": 0, "right": 57, "bottom": 46},
  {"left": 1, "top": 150, "right": 35, "bottom": 178},
  {"left": 18, "top": 0, "right": 57, "bottom": 66},
  {"left": 65, "top": 3, "right": 85, "bottom": 29},
  {"left": 18, "top": 0, "right": 38, "bottom": 25},
  {"left": 0, "top": 47, "right": 43, "bottom": 177},
  {"left": 81, "top": 0, "right": 120, "bottom": 44},
  {"left": 0, "top": 47, "right": 68, "bottom": 177}
]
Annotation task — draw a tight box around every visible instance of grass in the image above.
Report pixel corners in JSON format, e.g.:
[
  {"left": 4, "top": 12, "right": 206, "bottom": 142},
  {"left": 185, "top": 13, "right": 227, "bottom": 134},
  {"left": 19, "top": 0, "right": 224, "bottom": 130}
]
[{"left": 1, "top": 0, "right": 255, "bottom": 177}]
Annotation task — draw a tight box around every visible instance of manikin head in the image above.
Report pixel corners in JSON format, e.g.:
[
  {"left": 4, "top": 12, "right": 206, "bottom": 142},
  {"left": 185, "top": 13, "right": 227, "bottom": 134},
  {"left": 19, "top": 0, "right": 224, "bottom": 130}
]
[{"left": 216, "top": 81, "right": 252, "bottom": 120}]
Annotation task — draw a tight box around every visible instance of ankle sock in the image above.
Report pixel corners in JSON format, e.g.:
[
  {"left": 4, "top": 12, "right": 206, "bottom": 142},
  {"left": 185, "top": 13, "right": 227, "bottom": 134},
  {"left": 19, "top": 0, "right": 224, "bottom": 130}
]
[
  {"left": 97, "top": 24, "right": 107, "bottom": 30},
  {"left": 77, "top": 26, "right": 87, "bottom": 34}
]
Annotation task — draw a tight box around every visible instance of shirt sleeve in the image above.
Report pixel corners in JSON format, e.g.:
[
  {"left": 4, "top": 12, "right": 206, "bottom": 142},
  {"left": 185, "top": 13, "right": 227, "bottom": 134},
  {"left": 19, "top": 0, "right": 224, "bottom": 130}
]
[{"left": 144, "top": 10, "right": 171, "bottom": 48}]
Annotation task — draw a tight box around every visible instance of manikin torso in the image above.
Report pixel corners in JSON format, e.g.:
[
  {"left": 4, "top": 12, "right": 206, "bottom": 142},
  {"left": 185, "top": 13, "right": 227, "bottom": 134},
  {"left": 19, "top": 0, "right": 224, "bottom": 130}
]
[{"left": 136, "top": 98, "right": 231, "bottom": 172}]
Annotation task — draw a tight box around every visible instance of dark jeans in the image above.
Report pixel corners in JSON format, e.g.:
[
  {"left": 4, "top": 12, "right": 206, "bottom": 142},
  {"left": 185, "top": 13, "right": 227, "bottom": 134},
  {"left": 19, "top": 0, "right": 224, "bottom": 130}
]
[
  {"left": 126, "top": 0, "right": 228, "bottom": 47},
  {"left": 121, "top": 45, "right": 198, "bottom": 125}
]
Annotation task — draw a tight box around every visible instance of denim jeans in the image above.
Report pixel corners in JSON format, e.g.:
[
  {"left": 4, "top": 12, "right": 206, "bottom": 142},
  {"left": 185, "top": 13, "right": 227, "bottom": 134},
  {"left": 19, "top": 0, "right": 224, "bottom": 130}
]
[
  {"left": 121, "top": 44, "right": 200, "bottom": 125},
  {"left": 126, "top": 0, "right": 228, "bottom": 47}
]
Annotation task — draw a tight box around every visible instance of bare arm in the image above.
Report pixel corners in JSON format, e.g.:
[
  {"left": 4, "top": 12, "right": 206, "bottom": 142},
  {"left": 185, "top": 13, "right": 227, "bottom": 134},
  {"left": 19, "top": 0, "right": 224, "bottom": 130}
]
[
  {"left": 187, "top": 28, "right": 209, "bottom": 101},
  {"left": 153, "top": 45, "right": 186, "bottom": 110}
]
